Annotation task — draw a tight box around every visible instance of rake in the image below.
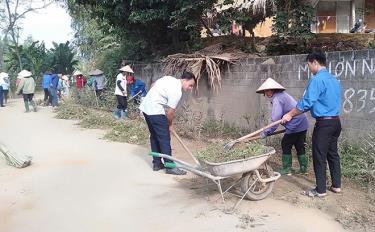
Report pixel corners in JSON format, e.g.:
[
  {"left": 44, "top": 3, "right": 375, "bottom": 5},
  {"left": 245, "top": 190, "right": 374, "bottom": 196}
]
[{"left": 224, "top": 119, "right": 283, "bottom": 151}]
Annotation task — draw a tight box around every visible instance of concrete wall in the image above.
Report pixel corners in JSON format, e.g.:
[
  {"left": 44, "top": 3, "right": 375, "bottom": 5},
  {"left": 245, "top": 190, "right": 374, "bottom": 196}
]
[{"left": 134, "top": 49, "right": 375, "bottom": 140}]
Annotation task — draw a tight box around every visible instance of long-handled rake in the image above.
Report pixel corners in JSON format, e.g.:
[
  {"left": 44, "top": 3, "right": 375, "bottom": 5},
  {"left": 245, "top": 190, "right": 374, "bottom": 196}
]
[
  {"left": 0, "top": 142, "right": 32, "bottom": 168},
  {"left": 224, "top": 119, "right": 283, "bottom": 150}
]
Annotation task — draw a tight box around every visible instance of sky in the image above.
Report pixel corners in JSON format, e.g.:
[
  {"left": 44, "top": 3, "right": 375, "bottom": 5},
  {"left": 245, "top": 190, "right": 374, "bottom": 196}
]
[{"left": 19, "top": 2, "right": 74, "bottom": 49}]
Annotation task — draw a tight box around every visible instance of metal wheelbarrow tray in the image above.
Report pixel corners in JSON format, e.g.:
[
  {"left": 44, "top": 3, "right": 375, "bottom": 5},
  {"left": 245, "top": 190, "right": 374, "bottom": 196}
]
[{"left": 150, "top": 146, "right": 281, "bottom": 211}]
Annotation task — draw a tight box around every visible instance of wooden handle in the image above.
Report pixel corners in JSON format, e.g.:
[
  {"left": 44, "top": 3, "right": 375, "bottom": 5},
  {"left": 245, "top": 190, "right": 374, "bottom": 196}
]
[
  {"left": 243, "top": 129, "right": 286, "bottom": 143},
  {"left": 235, "top": 119, "right": 283, "bottom": 143},
  {"left": 171, "top": 130, "right": 200, "bottom": 165}
]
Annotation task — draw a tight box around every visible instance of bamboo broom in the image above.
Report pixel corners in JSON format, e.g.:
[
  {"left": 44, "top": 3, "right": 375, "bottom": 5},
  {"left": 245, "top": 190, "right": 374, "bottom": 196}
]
[{"left": 0, "top": 142, "right": 32, "bottom": 168}]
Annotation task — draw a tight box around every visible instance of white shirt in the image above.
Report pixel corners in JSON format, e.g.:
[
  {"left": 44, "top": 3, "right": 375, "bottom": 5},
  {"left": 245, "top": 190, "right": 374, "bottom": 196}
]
[
  {"left": 139, "top": 76, "right": 182, "bottom": 115},
  {"left": 115, "top": 73, "right": 127, "bottom": 96},
  {"left": 0, "top": 76, "right": 5, "bottom": 86}
]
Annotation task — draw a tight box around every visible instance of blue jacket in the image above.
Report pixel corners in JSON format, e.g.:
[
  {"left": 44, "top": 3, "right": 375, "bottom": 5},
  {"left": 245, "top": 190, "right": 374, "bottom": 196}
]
[
  {"left": 50, "top": 74, "right": 59, "bottom": 89},
  {"left": 42, "top": 74, "right": 51, "bottom": 89},
  {"left": 130, "top": 79, "right": 147, "bottom": 97},
  {"left": 296, "top": 68, "right": 341, "bottom": 118}
]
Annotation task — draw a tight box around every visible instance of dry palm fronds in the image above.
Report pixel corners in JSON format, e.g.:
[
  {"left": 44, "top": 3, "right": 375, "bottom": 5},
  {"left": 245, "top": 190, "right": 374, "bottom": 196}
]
[{"left": 162, "top": 50, "right": 246, "bottom": 93}]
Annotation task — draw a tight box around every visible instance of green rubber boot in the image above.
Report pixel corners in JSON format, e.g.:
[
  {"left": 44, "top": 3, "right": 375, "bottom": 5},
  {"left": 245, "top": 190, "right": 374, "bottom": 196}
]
[
  {"left": 30, "top": 100, "right": 37, "bottom": 112},
  {"left": 277, "top": 154, "right": 292, "bottom": 176},
  {"left": 296, "top": 154, "right": 308, "bottom": 175},
  {"left": 24, "top": 101, "right": 30, "bottom": 112}
]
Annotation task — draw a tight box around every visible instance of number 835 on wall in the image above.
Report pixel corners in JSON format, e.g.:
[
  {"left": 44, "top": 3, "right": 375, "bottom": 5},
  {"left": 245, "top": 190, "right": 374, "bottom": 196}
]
[{"left": 343, "top": 88, "right": 375, "bottom": 114}]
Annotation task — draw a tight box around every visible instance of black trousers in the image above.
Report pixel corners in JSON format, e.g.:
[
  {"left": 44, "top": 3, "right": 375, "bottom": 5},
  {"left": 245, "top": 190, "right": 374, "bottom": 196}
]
[
  {"left": 43, "top": 88, "right": 51, "bottom": 104},
  {"left": 23, "top": 93, "right": 34, "bottom": 102},
  {"left": 143, "top": 113, "right": 172, "bottom": 166},
  {"left": 0, "top": 86, "right": 3, "bottom": 106},
  {"left": 3, "top": 89, "right": 9, "bottom": 103},
  {"left": 312, "top": 119, "right": 342, "bottom": 193},
  {"left": 116, "top": 95, "right": 127, "bottom": 111},
  {"left": 281, "top": 130, "right": 307, "bottom": 156}
]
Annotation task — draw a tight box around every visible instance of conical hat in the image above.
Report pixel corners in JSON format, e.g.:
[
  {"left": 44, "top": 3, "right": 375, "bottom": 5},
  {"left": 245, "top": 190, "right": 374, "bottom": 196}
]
[
  {"left": 0, "top": 72, "right": 9, "bottom": 78},
  {"left": 89, "top": 69, "right": 104, "bottom": 76},
  {"left": 18, "top": 70, "right": 32, "bottom": 78},
  {"left": 119, "top": 65, "right": 134, "bottom": 73},
  {"left": 73, "top": 70, "right": 82, "bottom": 76},
  {"left": 256, "top": 78, "right": 285, "bottom": 93}
]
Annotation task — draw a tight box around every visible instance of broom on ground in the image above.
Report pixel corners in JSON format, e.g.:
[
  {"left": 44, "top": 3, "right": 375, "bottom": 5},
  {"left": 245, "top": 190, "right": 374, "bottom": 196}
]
[{"left": 0, "top": 142, "right": 32, "bottom": 168}]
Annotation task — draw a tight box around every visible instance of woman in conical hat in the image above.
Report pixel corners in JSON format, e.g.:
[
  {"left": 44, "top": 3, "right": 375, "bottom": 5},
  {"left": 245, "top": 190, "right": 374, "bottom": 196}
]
[
  {"left": 113, "top": 65, "right": 134, "bottom": 119},
  {"left": 16, "top": 70, "right": 37, "bottom": 112},
  {"left": 256, "top": 78, "right": 309, "bottom": 176}
]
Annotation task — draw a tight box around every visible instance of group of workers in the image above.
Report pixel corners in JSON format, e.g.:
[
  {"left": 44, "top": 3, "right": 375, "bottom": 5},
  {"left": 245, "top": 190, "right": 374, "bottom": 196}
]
[
  {"left": 141, "top": 50, "right": 342, "bottom": 198},
  {"left": 0, "top": 50, "right": 342, "bottom": 198}
]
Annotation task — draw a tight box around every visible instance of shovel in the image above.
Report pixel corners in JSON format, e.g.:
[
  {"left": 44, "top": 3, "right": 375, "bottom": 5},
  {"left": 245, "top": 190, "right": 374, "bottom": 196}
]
[
  {"left": 171, "top": 129, "right": 200, "bottom": 165},
  {"left": 224, "top": 119, "right": 283, "bottom": 150}
]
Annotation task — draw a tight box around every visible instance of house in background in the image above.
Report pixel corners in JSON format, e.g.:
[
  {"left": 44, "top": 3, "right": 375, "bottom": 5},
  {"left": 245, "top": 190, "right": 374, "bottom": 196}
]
[{"left": 312, "top": 0, "right": 375, "bottom": 33}]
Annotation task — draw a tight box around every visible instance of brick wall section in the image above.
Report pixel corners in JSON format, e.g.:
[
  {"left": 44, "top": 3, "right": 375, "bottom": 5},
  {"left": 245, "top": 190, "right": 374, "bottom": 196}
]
[{"left": 134, "top": 49, "right": 375, "bottom": 140}]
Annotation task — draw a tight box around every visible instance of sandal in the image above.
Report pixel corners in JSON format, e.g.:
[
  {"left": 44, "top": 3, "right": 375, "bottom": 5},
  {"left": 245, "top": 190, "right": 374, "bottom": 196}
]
[
  {"left": 328, "top": 186, "right": 341, "bottom": 193},
  {"left": 302, "top": 189, "right": 327, "bottom": 198}
]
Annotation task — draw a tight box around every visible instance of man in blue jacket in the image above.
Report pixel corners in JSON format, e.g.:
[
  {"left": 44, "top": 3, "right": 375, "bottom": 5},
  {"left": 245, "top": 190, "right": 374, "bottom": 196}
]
[
  {"left": 126, "top": 76, "right": 147, "bottom": 105},
  {"left": 282, "top": 51, "right": 342, "bottom": 198},
  {"left": 42, "top": 70, "right": 52, "bottom": 106},
  {"left": 49, "top": 73, "right": 59, "bottom": 107}
]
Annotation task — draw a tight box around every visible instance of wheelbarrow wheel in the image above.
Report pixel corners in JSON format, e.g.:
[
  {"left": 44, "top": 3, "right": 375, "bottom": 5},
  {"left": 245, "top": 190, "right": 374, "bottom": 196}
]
[{"left": 240, "top": 163, "right": 275, "bottom": 201}]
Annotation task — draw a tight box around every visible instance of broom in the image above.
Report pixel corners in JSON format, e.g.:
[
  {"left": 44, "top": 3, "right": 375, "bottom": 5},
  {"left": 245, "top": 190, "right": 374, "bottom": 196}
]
[{"left": 0, "top": 142, "right": 32, "bottom": 168}]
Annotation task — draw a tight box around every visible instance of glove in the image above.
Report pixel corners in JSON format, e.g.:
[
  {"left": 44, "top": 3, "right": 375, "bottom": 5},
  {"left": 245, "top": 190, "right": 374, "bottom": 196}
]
[{"left": 260, "top": 132, "right": 267, "bottom": 139}]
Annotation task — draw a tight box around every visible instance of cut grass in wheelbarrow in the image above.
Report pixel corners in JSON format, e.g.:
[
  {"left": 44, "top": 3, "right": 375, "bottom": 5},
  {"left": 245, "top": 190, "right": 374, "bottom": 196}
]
[{"left": 196, "top": 142, "right": 267, "bottom": 163}]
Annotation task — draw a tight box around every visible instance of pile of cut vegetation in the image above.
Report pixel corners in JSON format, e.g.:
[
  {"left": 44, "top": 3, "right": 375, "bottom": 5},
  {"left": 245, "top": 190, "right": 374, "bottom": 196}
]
[
  {"left": 55, "top": 101, "right": 90, "bottom": 120},
  {"left": 103, "top": 118, "right": 149, "bottom": 145},
  {"left": 55, "top": 102, "right": 149, "bottom": 145},
  {"left": 196, "top": 142, "right": 269, "bottom": 163},
  {"left": 79, "top": 111, "right": 119, "bottom": 129}
]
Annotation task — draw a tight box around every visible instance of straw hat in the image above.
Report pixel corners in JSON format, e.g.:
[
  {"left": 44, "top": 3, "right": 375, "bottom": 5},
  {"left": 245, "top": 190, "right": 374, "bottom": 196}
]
[
  {"left": 0, "top": 72, "right": 9, "bottom": 78},
  {"left": 18, "top": 70, "right": 32, "bottom": 78},
  {"left": 256, "top": 78, "right": 285, "bottom": 93},
  {"left": 73, "top": 70, "right": 82, "bottom": 76},
  {"left": 119, "top": 65, "right": 134, "bottom": 73},
  {"left": 89, "top": 69, "right": 104, "bottom": 76}
]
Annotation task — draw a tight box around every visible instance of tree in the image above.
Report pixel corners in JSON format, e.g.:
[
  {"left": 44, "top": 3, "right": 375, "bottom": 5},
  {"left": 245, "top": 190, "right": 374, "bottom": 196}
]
[
  {"left": 49, "top": 41, "right": 78, "bottom": 74},
  {"left": 4, "top": 38, "right": 50, "bottom": 80},
  {"left": 62, "top": 0, "right": 218, "bottom": 59},
  {"left": 0, "top": 0, "right": 53, "bottom": 70}
]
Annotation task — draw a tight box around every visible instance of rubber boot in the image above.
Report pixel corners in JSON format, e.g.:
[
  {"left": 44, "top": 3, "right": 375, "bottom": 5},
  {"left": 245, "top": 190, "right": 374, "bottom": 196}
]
[
  {"left": 277, "top": 154, "right": 292, "bottom": 176},
  {"left": 24, "top": 101, "right": 30, "bottom": 112},
  {"left": 296, "top": 154, "right": 308, "bottom": 175},
  {"left": 113, "top": 109, "right": 120, "bottom": 119},
  {"left": 120, "top": 110, "right": 127, "bottom": 119},
  {"left": 30, "top": 100, "right": 37, "bottom": 112}
]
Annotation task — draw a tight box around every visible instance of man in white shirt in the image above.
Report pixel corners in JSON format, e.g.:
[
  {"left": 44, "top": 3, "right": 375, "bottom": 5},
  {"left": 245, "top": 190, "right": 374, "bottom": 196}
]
[{"left": 140, "top": 71, "right": 196, "bottom": 175}]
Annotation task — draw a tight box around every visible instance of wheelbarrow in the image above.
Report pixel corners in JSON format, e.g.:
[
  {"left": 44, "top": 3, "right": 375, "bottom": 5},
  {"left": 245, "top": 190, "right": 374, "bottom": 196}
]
[{"left": 149, "top": 138, "right": 281, "bottom": 211}]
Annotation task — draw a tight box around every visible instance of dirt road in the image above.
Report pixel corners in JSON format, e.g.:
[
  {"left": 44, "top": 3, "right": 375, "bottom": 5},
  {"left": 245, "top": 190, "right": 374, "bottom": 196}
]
[{"left": 0, "top": 98, "right": 345, "bottom": 232}]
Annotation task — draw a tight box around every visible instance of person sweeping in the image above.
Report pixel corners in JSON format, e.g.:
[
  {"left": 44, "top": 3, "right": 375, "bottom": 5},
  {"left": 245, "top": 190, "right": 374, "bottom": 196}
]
[
  {"left": 139, "top": 71, "right": 196, "bottom": 175},
  {"left": 256, "top": 78, "right": 309, "bottom": 175},
  {"left": 16, "top": 70, "right": 37, "bottom": 112}
]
